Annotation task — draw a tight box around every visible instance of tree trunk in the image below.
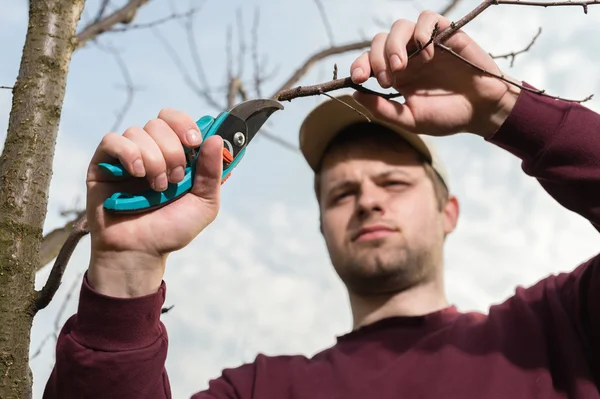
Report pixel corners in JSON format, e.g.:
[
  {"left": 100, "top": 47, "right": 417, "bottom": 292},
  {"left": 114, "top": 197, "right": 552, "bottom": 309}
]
[{"left": 0, "top": 0, "right": 85, "bottom": 397}]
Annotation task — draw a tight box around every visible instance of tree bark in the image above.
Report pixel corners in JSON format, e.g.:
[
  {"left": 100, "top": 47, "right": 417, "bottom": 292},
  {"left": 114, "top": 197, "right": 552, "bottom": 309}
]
[{"left": 0, "top": 1, "right": 85, "bottom": 398}]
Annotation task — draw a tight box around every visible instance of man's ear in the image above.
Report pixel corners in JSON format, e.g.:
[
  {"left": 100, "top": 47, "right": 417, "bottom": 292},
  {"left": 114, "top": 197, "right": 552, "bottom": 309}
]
[{"left": 442, "top": 195, "right": 459, "bottom": 236}]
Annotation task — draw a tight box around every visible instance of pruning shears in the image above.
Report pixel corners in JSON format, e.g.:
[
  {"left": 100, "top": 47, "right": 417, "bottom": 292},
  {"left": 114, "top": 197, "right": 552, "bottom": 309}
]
[{"left": 97, "top": 99, "right": 284, "bottom": 214}]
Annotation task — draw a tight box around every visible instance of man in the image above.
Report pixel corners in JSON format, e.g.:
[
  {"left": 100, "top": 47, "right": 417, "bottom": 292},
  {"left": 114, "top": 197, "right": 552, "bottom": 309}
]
[{"left": 44, "top": 10, "right": 600, "bottom": 399}]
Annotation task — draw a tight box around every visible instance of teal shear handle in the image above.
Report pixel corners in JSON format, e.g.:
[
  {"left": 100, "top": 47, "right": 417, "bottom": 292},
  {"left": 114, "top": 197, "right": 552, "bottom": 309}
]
[{"left": 97, "top": 112, "right": 239, "bottom": 214}]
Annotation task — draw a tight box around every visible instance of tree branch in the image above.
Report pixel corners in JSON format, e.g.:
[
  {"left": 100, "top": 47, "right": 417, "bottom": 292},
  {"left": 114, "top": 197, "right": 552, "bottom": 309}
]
[
  {"left": 490, "top": 26, "right": 542, "bottom": 67},
  {"left": 0, "top": 86, "right": 12, "bottom": 90},
  {"left": 38, "top": 211, "right": 85, "bottom": 271},
  {"left": 440, "top": 0, "right": 464, "bottom": 15},
  {"left": 494, "top": 0, "right": 599, "bottom": 13},
  {"left": 75, "top": 0, "right": 151, "bottom": 49},
  {"left": 270, "top": 40, "right": 370, "bottom": 98},
  {"left": 104, "top": 7, "right": 198, "bottom": 33},
  {"left": 314, "top": 0, "right": 335, "bottom": 45},
  {"left": 94, "top": 42, "right": 139, "bottom": 133},
  {"left": 34, "top": 214, "right": 89, "bottom": 311}
]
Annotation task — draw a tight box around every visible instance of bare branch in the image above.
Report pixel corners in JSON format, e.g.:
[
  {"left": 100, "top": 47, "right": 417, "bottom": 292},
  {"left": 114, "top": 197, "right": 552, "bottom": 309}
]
[
  {"left": 95, "top": 42, "right": 139, "bottom": 132},
  {"left": 182, "top": 11, "right": 224, "bottom": 110},
  {"left": 30, "top": 272, "right": 82, "bottom": 360},
  {"left": 0, "top": 86, "right": 12, "bottom": 90},
  {"left": 152, "top": 21, "right": 223, "bottom": 110},
  {"left": 251, "top": 8, "right": 262, "bottom": 98},
  {"left": 494, "top": 0, "right": 599, "bottom": 13},
  {"left": 256, "top": 126, "right": 300, "bottom": 153},
  {"left": 75, "top": 0, "right": 151, "bottom": 49},
  {"left": 270, "top": 40, "right": 370, "bottom": 97},
  {"left": 314, "top": 0, "right": 335, "bottom": 45},
  {"left": 93, "top": 0, "right": 111, "bottom": 23},
  {"left": 274, "top": 76, "right": 401, "bottom": 102},
  {"left": 106, "top": 7, "right": 199, "bottom": 33},
  {"left": 38, "top": 211, "right": 85, "bottom": 271},
  {"left": 490, "top": 27, "right": 542, "bottom": 67},
  {"left": 440, "top": 0, "right": 464, "bottom": 15},
  {"left": 436, "top": 42, "right": 593, "bottom": 102},
  {"left": 34, "top": 214, "right": 89, "bottom": 312},
  {"left": 236, "top": 8, "right": 247, "bottom": 78}
]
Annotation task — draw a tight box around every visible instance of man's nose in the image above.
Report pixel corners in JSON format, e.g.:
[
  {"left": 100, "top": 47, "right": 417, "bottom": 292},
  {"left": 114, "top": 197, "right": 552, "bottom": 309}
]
[{"left": 355, "top": 183, "right": 384, "bottom": 218}]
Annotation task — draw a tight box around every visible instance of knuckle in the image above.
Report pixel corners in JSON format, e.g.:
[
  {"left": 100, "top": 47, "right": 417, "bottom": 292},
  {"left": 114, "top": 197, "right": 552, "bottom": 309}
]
[
  {"left": 372, "top": 32, "right": 387, "bottom": 42},
  {"left": 123, "top": 126, "right": 143, "bottom": 139},
  {"left": 157, "top": 107, "right": 177, "bottom": 119},
  {"left": 391, "top": 18, "right": 409, "bottom": 29},
  {"left": 144, "top": 117, "right": 169, "bottom": 132}
]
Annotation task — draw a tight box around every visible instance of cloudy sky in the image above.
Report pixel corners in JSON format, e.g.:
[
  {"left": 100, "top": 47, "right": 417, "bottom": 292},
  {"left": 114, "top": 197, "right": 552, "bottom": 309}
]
[{"left": 1, "top": 0, "right": 600, "bottom": 397}]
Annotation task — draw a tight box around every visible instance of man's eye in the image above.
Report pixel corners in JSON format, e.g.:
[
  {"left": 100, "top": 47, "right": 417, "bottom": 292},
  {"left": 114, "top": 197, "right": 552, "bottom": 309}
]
[{"left": 385, "top": 180, "right": 407, "bottom": 186}]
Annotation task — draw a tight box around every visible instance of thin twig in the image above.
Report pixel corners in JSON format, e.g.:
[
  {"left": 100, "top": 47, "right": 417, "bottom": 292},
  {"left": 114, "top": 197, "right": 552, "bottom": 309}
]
[
  {"left": 236, "top": 8, "right": 247, "bottom": 79},
  {"left": 0, "top": 86, "right": 12, "bottom": 90},
  {"left": 182, "top": 9, "right": 223, "bottom": 110},
  {"left": 440, "top": 0, "right": 464, "bottom": 15},
  {"left": 321, "top": 92, "right": 371, "bottom": 121},
  {"left": 314, "top": 0, "right": 335, "bottom": 45},
  {"left": 106, "top": 8, "right": 199, "bottom": 32},
  {"left": 490, "top": 27, "right": 542, "bottom": 67},
  {"left": 30, "top": 272, "right": 82, "bottom": 360},
  {"left": 34, "top": 214, "right": 89, "bottom": 312},
  {"left": 273, "top": 76, "right": 402, "bottom": 102},
  {"left": 251, "top": 8, "right": 262, "bottom": 98},
  {"left": 95, "top": 42, "right": 139, "bottom": 132},
  {"left": 93, "top": 0, "right": 111, "bottom": 24},
  {"left": 256, "top": 126, "right": 299, "bottom": 153},
  {"left": 271, "top": 40, "right": 370, "bottom": 97},
  {"left": 494, "top": 0, "right": 599, "bottom": 13},
  {"left": 436, "top": 42, "right": 593, "bottom": 102}
]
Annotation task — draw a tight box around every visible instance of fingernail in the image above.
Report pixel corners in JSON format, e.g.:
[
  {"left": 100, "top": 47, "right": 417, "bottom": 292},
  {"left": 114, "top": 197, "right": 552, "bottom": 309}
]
[
  {"left": 351, "top": 67, "right": 363, "bottom": 82},
  {"left": 133, "top": 159, "right": 145, "bottom": 177},
  {"left": 169, "top": 166, "right": 185, "bottom": 182},
  {"left": 187, "top": 129, "right": 201, "bottom": 145},
  {"left": 154, "top": 173, "right": 168, "bottom": 191},
  {"left": 378, "top": 71, "right": 392, "bottom": 88},
  {"left": 390, "top": 54, "right": 402, "bottom": 71}
]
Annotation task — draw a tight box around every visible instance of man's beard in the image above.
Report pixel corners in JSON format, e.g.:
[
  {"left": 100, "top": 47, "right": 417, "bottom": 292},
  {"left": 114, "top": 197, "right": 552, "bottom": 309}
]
[{"left": 332, "top": 239, "right": 436, "bottom": 296}]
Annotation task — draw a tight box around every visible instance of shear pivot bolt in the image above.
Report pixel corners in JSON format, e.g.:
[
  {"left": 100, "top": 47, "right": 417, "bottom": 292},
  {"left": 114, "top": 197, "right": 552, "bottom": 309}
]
[{"left": 233, "top": 132, "right": 245, "bottom": 147}]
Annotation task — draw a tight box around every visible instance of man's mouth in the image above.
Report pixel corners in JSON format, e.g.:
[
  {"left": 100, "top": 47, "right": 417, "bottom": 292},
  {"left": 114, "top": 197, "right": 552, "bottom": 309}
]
[{"left": 352, "top": 224, "right": 397, "bottom": 242}]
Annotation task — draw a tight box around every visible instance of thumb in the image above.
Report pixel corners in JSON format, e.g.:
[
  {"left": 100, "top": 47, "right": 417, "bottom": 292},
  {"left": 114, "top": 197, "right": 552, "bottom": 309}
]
[
  {"left": 352, "top": 92, "right": 418, "bottom": 133},
  {"left": 191, "top": 135, "right": 223, "bottom": 203}
]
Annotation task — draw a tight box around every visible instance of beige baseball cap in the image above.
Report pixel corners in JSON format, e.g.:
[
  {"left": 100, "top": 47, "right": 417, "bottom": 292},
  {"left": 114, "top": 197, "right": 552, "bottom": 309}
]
[{"left": 298, "top": 94, "right": 450, "bottom": 189}]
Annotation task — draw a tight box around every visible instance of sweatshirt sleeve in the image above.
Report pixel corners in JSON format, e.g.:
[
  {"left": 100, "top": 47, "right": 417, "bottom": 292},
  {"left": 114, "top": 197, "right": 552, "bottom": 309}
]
[
  {"left": 486, "top": 82, "right": 600, "bottom": 230},
  {"left": 42, "top": 273, "right": 172, "bottom": 399},
  {"left": 487, "top": 83, "right": 600, "bottom": 366}
]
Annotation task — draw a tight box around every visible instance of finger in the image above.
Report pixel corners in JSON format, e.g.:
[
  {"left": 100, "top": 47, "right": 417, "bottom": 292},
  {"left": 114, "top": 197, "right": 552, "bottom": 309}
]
[
  {"left": 414, "top": 11, "right": 451, "bottom": 61},
  {"left": 191, "top": 135, "right": 223, "bottom": 204},
  {"left": 350, "top": 51, "right": 371, "bottom": 84},
  {"left": 157, "top": 108, "right": 203, "bottom": 148},
  {"left": 352, "top": 92, "right": 417, "bottom": 133},
  {"left": 369, "top": 32, "right": 393, "bottom": 88},
  {"left": 385, "top": 19, "right": 416, "bottom": 72},
  {"left": 123, "top": 126, "right": 169, "bottom": 191},
  {"left": 143, "top": 118, "right": 187, "bottom": 184},
  {"left": 88, "top": 132, "right": 145, "bottom": 181}
]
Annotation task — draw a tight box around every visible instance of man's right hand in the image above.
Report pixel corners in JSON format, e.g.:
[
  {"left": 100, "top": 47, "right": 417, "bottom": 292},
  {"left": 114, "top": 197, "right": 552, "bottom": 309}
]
[{"left": 85, "top": 108, "right": 224, "bottom": 298}]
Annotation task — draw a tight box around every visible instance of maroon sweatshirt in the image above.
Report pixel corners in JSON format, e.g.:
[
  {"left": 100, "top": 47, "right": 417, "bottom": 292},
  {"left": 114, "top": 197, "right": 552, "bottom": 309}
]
[{"left": 43, "top": 84, "right": 600, "bottom": 398}]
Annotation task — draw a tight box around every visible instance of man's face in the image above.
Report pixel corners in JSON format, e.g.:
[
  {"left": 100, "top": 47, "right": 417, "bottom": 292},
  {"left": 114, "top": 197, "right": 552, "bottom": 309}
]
[{"left": 317, "top": 131, "right": 458, "bottom": 296}]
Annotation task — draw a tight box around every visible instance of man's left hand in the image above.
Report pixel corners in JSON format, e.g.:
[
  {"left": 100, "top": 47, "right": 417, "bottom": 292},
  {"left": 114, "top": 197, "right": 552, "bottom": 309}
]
[{"left": 350, "top": 11, "right": 521, "bottom": 139}]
